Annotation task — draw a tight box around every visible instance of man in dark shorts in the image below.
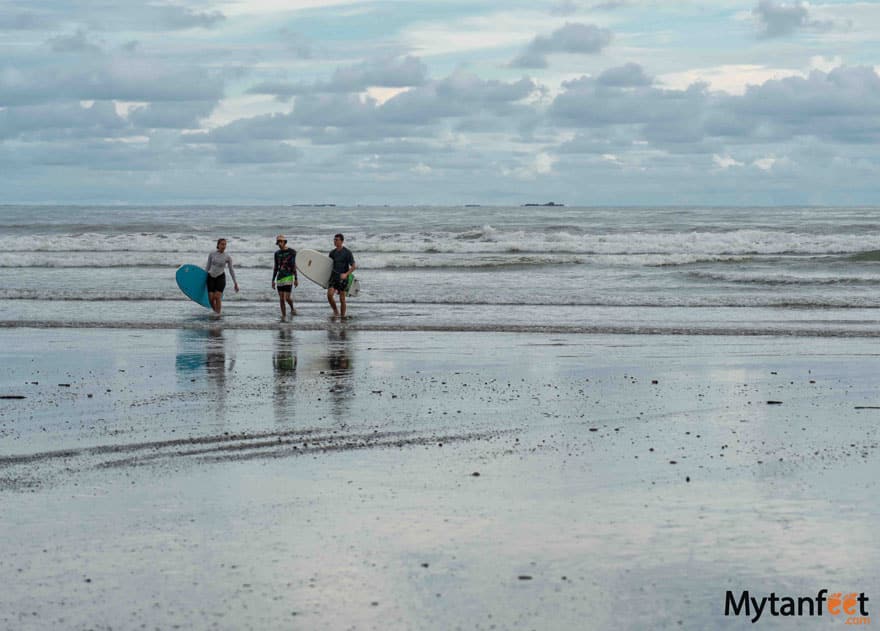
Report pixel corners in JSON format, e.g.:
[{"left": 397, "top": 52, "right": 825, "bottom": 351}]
[
  {"left": 205, "top": 238, "right": 239, "bottom": 315},
  {"left": 271, "top": 234, "right": 298, "bottom": 321},
  {"left": 327, "top": 233, "right": 356, "bottom": 318}
]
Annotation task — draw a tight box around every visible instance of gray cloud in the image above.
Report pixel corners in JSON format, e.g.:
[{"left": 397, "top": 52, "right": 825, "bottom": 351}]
[
  {"left": 155, "top": 6, "right": 225, "bottom": 30},
  {"left": 278, "top": 29, "right": 312, "bottom": 59},
  {"left": 512, "top": 23, "right": 612, "bottom": 68},
  {"left": 48, "top": 29, "right": 102, "bottom": 54},
  {"left": 550, "top": 1, "right": 579, "bottom": 16},
  {"left": 551, "top": 64, "right": 880, "bottom": 154},
  {"left": 213, "top": 72, "right": 538, "bottom": 149},
  {"left": 0, "top": 101, "right": 126, "bottom": 141},
  {"left": 248, "top": 55, "right": 428, "bottom": 99},
  {"left": 0, "top": 54, "right": 226, "bottom": 106},
  {"left": 752, "top": 0, "right": 833, "bottom": 38},
  {"left": 597, "top": 63, "right": 653, "bottom": 87},
  {"left": 128, "top": 100, "right": 217, "bottom": 129},
  {"left": 215, "top": 141, "right": 300, "bottom": 164},
  {"left": 0, "top": 11, "right": 56, "bottom": 30},
  {"left": 591, "top": 1, "right": 633, "bottom": 9}
]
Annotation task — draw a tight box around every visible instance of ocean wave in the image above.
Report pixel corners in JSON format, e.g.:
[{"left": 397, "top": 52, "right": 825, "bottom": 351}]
[
  {"left": 3, "top": 228, "right": 880, "bottom": 259},
  {"left": 686, "top": 271, "right": 880, "bottom": 286}
]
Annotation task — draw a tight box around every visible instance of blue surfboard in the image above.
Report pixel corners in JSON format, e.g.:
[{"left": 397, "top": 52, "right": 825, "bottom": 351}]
[{"left": 175, "top": 264, "right": 211, "bottom": 309}]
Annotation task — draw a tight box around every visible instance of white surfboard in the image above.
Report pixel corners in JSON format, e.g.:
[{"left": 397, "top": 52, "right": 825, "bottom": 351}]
[
  {"left": 296, "top": 248, "right": 360, "bottom": 297},
  {"left": 296, "top": 249, "right": 333, "bottom": 288}
]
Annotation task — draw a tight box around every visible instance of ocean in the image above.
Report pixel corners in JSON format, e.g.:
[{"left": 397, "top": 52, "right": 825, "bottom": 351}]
[{"left": 2, "top": 204, "right": 879, "bottom": 336}]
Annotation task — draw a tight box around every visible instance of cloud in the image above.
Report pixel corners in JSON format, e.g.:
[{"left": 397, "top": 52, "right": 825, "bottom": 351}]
[
  {"left": 248, "top": 55, "right": 428, "bottom": 98},
  {"left": 215, "top": 141, "right": 300, "bottom": 164},
  {"left": 597, "top": 63, "right": 653, "bottom": 87},
  {"left": 552, "top": 64, "right": 880, "bottom": 155},
  {"left": 128, "top": 100, "right": 217, "bottom": 129},
  {"left": 0, "top": 101, "right": 126, "bottom": 141},
  {"left": 0, "top": 11, "right": 55, "bottom": 30},
  {"left": 0, "top": 55, "right": 226, "bottom": 106},
  {"left": 511, "top": 23, "right": 612, "bottom": 68},
  {"left": 154, "top": 6, "right": 225, "bottom": 30},
  {"left": 212, "top": 71, "right": 539, "bottom": 148},
  {"left": 278, "top": 29, "right": 312, "bottom": 59},
  {"left": 47, "top": 29, "right": 102, "bottom": 54},
  {"left": 752, "top": 0, "right": 833, "bottom": 38}
]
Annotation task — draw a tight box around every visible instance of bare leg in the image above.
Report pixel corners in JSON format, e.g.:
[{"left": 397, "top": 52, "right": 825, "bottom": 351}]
[
  {"left": 339, "top": 291, "right": 347, "bottom": 318},
  {"left": 209, "top": 291, "right": 222, "bottom": 314},
  {"left": 327, "top": 288, "right": 339, "bottom": 316},
  {"left": 278, "top": 292, "right": 286, "bottom": 319},
  {"left": 287, "top": 294, "right": 296, "bottom": 315}
]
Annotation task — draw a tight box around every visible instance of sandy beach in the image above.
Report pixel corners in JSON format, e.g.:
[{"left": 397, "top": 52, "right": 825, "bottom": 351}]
[{"left": 1, "top": 326, "right": 878, "bottom": 629}]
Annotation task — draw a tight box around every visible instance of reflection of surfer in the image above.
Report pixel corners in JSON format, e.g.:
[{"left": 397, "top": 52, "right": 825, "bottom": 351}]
[
  {"left": 327, "top": 233, "right": 356, "bottom": 319},
  {"left": 273, "top": 328, "right": 297, "bottom": 373},
  {"left": 271, "top": 234, "right": 299, "bottom": 321},
  {"left": 326, "top": 328, "right": 352, "bottom": 414},
  {"left": 273, "top": 329, "right": 297, "bottom": 421},
  {"left": 206, "top": 238, "right": 239, "bottom": 315}
]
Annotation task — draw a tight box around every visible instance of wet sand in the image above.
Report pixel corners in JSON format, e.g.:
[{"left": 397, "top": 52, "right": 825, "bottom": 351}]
[{"left": 1, "top": 327, "right": 879, "bottom": 629}]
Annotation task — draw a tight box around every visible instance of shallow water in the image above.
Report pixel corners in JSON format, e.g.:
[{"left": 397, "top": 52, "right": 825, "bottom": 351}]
[{"left": 2, "top": 205, "right": 880, "bottom": 335}]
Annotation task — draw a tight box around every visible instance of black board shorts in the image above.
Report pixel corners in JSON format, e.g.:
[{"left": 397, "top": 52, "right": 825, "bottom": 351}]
[
  {"left": 329, "top": 272, "right": 346, "bottom": 292},
  {"left": 206, "top": 273, "right": 226, "bottom": 293}
]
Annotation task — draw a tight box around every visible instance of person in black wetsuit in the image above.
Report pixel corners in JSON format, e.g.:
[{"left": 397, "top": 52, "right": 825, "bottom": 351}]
[
  {"left": 327, "top": 233, "right": 356, "bottom": 318},
  {"left": 271, "top": 234, "right": 298, "bottom": 321}
]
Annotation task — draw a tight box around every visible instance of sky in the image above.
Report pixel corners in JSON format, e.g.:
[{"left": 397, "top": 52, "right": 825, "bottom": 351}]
[{"left": 1, "top": 0, "right": 879, "bottom": 205}]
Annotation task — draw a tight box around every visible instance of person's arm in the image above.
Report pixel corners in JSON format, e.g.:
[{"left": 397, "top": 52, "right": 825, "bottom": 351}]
[
  {"left": 227, "top": 256, "right": 239, "bottom": 290},
  {"left": 293, "top": 252, "right": 299, "bottom": 287},
  {"left": 272, "top": 252, "right": 279, "bottom": 286},
  {"left": 206, "top": 252, "right": 213, "bottom": 272},
  {"left": 342, "top": 252, "right": 356, "bottom": 278}
]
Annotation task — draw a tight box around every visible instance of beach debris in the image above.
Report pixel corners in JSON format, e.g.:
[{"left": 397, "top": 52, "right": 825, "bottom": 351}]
[
  {"left": 766, "top": 400, "right": 783, "bottom": 405},
  {"left": 0, "top": 395, "right": 26, "bottom": 399},
  {"left": 58, "top": 383, "right": 71, "bottom": 387},
  {"left": 651, "top": 380, "right": 659, "bottom": 384},
  {"left": 854, "top": 406, "right": 880, "bottom": 410},
  {"left": 518, "top": 575, "right": 533, "bottom": 580},
  {"left": 669, "top": 460, "right": 677, "bottom": 464},
  {"left": 471, "top": 471, "right": 480, "bottom": 477}
]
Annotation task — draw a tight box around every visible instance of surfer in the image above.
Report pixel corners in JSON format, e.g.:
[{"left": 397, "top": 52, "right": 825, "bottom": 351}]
[
  {"left": 206, "top": 238, "right": 239, "bottom": 315},
  {"left": 271, "top": 234, "right": 299, "bottom": 321},
  {"left": 327, "top": 233, "right": 356, "bottom": 318}
]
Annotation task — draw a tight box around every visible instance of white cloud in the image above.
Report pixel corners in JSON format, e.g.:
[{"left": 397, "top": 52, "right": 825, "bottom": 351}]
[{"left": 713, "top": 154, "right": 744, "bottom": 169}]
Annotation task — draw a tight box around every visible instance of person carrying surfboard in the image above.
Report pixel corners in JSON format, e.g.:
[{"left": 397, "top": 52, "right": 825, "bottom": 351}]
[
  {"left": 271, "top": 234, "right": 299, "bottom": 321},
  {"left": 327, "top": 233, "right": 356, "bottom": 318},
  {"left": 206, "top": 238, "right": 239, "bottom": 315}
]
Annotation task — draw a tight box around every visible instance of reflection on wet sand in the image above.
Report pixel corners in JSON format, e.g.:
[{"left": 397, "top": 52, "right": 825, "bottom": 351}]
[
  {"left": 272, "top": 329, "right": 297, "bottom": 423},
  {"left": 324, "top": 327, "right": 353, "bottom": 416},
  {"left": 175, "top": 327, "right": 235, "bottom": 415}
]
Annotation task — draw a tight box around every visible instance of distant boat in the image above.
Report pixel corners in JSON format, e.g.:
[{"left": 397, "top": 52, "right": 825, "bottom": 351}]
[{"left": 522, "top": 202, "right": 564, "bottom": 207}]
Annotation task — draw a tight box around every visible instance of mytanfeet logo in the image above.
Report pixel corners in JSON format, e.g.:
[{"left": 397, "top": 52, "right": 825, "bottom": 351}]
[{"left": 725, "top": 589, "right": 870, "bottom": 624}]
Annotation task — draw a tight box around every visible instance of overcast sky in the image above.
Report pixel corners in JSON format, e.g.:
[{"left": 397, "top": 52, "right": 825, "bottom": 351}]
[{"left": 2, "top": 0, "right": 879, "bottom": 205}]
